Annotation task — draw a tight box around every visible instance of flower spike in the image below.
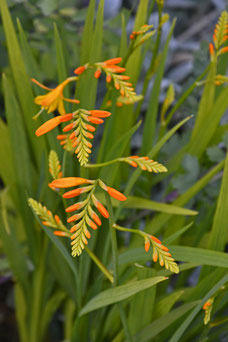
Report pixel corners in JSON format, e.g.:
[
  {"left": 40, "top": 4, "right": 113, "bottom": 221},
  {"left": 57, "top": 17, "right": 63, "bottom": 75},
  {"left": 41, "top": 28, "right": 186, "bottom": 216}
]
[
  {"left": 58, "top": 109, "right": 111, "bottom": 165},
  {"left": 74, "top": 58, "right": 142, "bottom": 104},
  {"left": 48, "top": 177, "right": 126, "bottom": 256}
]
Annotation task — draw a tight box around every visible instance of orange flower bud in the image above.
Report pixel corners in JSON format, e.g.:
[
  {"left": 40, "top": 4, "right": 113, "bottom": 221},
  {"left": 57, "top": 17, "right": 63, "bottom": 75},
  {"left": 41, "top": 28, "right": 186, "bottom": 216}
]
[
  {"left": 89, "top": 220, "right": 97, "bottom": 230},
  {"left": 65, "top": 202, "right": 84, "bottom": 212},
  {"left": 51, "top": 177, "right": 91, "bottom": 188},
  {"left": 59, "top": 113, "right": 73, "bottom": 122},
  {"left": 161, "top": 245, "right": 169, "bottom": 252},
  {"left": 57, "top": 134, "right": 67, "bottom": 140},
  {"left": 92, "top": 213, "right": 102, "bottom": 226},
  {"left": 67, "top": 214, "right": 80, "bottom": 223},
  {"left": 209, "top": 43, "right": 214, "bottom": 57},
  {"left": 85, "top": 132, "right": 94, "bottom": 139},
  {"left": 144, "top": 241, "right": 150, "bottom": 252},
  {"left": 97, "top": 202, "right": 109, "bottom": 218},
  {"left": 107, "top": 186, "right": 126, "bottom": 201},
  {"left": 94, "top": 69, "right": 102, "bottom": 78},
  {"left": 63, "top": 123, "right": 74, "bottom": 132},
  {"left": 54, "top": 215, "right": 61, "bottom": 223},
  {"left": 86, "top": 116, "right": 104, "bottom": 124},
  {"left": 104, "top": 57, "right": 122, "bottom": 65},
  {"left": 74, "top": 65, "right": 86, "bottom": 74},
  {"left": 106, "top": 74, "right": 112, "bottom": 83},
  {"left": 89, "top": 110, "right": 111, "bottom": 118},
  {"left": 220, "top": 46, "right": 228, "bottom": 54},
  {"left": 54, "top": 231, "right": 69, "bottom": 237},
  {"left": 63, "top": 188, "right": 83, "bottom": 198},
  {"left": 85, "top": 124, "right": 95, "bottom": 132},
  {"left": 35, "top": 116, "right": 61, "bottom": 136},
  {"left": 150, "top": 235, "right": 162, "bottom": 244}
]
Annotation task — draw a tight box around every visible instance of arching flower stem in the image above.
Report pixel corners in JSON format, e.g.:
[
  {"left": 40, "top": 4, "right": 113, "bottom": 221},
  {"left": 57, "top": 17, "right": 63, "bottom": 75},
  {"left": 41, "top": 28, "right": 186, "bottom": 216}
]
[{"left": 84, "top": 246, "right": 114, "bottom": 284}]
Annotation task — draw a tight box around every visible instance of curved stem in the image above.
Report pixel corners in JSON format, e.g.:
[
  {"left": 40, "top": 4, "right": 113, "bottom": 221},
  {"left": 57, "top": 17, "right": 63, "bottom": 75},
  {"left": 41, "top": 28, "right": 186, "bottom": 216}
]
[{"left": 85, "top": 246, "right": 114, "bottom": 283}]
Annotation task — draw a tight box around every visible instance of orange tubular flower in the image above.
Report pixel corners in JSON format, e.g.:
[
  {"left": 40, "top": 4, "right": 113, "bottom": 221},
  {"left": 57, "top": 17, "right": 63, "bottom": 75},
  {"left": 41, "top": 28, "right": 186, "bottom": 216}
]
[{"left": 32, "top": 78, "right": 79, "bottom": 115}]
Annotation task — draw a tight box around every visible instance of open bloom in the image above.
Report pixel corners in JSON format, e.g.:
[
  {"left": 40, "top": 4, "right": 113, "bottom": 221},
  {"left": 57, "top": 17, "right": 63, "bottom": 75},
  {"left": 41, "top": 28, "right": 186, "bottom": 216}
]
[{"left": 32, "top": 77, "right": 79, "bottom": 115}]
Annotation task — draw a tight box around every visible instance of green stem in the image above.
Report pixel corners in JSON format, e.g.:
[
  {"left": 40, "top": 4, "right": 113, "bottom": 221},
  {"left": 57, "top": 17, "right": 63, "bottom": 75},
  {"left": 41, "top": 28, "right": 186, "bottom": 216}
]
[
  {"left": 85, "top": 246, "right": 114, "bottom": 283},
  {"left": 30, "top": 236, "right": 48, "bottom": 342},
  {"left": 113, "top": 223, "right": 145, "bottom": 239},
  {"left": 105, "top": 193, "right": 133, "bottom": 342},
  {"left": 85, "top": 158, "right": 119, "bottom": 168}
]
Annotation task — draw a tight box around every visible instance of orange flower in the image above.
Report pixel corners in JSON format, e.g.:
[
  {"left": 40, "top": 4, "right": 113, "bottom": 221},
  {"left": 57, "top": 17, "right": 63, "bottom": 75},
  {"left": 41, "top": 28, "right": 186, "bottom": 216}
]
[{"left": 32, "top": 78, "right": 79, "bottom": 115}]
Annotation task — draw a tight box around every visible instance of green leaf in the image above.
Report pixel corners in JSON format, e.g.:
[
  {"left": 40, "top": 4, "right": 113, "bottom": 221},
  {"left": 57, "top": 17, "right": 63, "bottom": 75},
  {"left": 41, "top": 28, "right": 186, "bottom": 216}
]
[
  {"left": 169, "top": 246, "right": 228, "bottom": 267},
  {"left": 30, "top": 205, "right": 78, "bottom": 280},
  {"left": 141, "top": 19, "right": 176, "bottom": 154},
  {"left": 0, "top": 119, "right": 14, "bottom": 186},
  {"left": 188, "top": 86, "right": 228, "bottom": 158},
  {"left": 40, "top": 290, "right": 66, "bottom": 339},
  {"left": 99, "top": 120, "right": 141, "bottom": 184},
  {"left": 17, "top": 19, "right": 40, "bottom": 81},
  {"left": 0, "top": 0, "right": 44, "bottom": 164},
  {"left": 117, "top": 115, "right": 193, "bottom": 208},
  {"left": 126, "top": 0, "right": 149, "bottom": 83},
  {"left": 163, "top": 222, "right": 193, "bottom": 245},
  {"left": 54, "top": 23, "right": 69, "bottom": 86},
  {"left": 169, "top": 274, "right": 228, "bottom": 342},
  {"left": 123, "top": 197, "right": 198, "bottom": 216},
  {"left": 80, "top": 276, "right": 167, "bottom": 316},
  {"left": 191, "top": 63, "right": 216, "bottom": 141},
  {"left": 0, "top": 193, "right": 29, "bottom": 292},
  {"left": 118, "top": 245, "right": 228, "bottom": 268},
  {"left": 153, "top": 290, "right": 184, "bottom": 318},
  {"left": 77, "top": 0, "right": 104, "bottom": 108},
  {"left": 80, "top": 0, "right": 96, "bottom": 64},
  {"left": 146, "top": 159, "right": 225, "bottom": 235},
  {"left": 208, "top": 152, "right": 228, "bottom": 251},
  {"left": 133, "top": 301, "right": 199, "bottom": 342}
]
